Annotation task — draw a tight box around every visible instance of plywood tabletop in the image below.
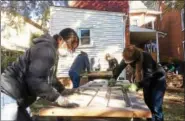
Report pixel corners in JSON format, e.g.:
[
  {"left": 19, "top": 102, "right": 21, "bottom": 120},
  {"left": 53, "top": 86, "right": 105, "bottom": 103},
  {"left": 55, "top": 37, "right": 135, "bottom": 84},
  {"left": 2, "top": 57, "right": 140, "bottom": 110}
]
[{"left": 36, "top": 79, "right": 151, "bottom": 118}]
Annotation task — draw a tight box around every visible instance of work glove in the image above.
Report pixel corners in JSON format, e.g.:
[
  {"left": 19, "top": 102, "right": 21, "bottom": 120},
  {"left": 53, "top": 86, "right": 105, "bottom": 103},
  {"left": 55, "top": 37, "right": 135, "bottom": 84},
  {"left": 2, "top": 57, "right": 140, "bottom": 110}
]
[
  {"left": 123, "top": 82, "right": 140, "bottom": 92},
  {"left": 55, "top": 96, "right": 79, "bottom": 108},
  {"left": 128, "top": 83, "right": 139, "bottom": 92}
]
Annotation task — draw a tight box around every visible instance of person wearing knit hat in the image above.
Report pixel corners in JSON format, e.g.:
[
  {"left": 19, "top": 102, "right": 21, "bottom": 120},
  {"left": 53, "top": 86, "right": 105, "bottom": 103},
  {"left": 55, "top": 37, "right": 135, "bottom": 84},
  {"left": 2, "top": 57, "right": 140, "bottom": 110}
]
[
  {"left": 105, "top": 53, "right": 118, "bottom": 71},
  {"left": 113, "top": 45, "right": 166, "bottom": 121}
]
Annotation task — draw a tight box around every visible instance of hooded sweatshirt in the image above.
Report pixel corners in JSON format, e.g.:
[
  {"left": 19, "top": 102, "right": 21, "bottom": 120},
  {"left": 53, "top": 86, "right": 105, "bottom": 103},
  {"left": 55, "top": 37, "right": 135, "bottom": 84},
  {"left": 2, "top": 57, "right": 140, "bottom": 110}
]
[
  {"left": 1, "top": 34, "right": 60, "bottom": 108},
  {"left": 69, "top": 52, "right": 90, "bottom": 75}
]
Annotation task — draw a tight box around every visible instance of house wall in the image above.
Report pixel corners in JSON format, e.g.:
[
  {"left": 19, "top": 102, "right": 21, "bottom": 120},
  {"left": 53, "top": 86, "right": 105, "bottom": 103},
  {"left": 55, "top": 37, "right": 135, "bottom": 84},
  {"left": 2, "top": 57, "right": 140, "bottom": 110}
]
[
  {"left": 155, "top": 3, "right": 185, "bottom": 61},
  {"left": 66, "top": 0, "right": 130, "bottom": 46},
  {"left": 50, "top": 7, "right": 126, "bottom": 77},
  {"left": 130, "top": 13, "right": 157, "bottom": 28}
]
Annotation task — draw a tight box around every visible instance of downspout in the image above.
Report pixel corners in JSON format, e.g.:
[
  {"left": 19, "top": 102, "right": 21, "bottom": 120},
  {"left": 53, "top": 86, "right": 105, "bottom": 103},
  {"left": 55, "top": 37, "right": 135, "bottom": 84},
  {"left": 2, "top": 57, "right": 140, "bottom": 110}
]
[
  {"left": 123, "top": 15, "right": 128, "bottom": 49},
  {"left": 182, "top": 41, "right": 185, "bottom": 88},
  {"left": 123, "top": 14, "right": 128, "bottom": 79},
  {"left": 183, "top": 41, "right": 185, "bottom": 61},
  {"left": 156, "top": 32, "right": 160, "bottom": 63}
]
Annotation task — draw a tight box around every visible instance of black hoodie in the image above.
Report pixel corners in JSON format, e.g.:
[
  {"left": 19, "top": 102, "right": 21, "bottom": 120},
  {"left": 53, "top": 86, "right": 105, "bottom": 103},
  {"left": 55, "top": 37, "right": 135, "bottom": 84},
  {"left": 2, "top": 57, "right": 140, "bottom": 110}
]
[
  {"left": 1, "top": 34, "right": 60, "bottom": 108},
  {"left": 113, "top": 52, "right": 166, "bottom": 88}
]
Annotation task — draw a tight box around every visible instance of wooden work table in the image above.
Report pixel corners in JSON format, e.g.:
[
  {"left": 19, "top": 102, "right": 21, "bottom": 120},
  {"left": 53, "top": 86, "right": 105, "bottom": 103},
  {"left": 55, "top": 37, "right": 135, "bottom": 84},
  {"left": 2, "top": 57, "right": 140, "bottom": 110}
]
[
  {"left": 33, "top": 79, "right": 151, "bottom": 119},
  {"left": 82, "top": 71, "right": 113, "bottom": 80},
  {"left": 87, "top": 71, "right": 113, "bottom": 78}
]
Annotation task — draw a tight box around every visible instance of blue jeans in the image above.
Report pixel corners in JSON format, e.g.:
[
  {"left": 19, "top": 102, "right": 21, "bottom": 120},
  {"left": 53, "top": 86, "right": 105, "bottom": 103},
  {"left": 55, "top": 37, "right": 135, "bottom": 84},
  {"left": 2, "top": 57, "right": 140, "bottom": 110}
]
[
  {"left": 1, "top": 92, "right": 18, "bottom": 120},
  {"left": 143, "top": 79, "right": 166, "bottom": 121},
  {"left": 1, "top": 92, "right": 32, "bottom": 121},
  {"left": 69, "top": 70, "right": 80, "bottom": 88}
]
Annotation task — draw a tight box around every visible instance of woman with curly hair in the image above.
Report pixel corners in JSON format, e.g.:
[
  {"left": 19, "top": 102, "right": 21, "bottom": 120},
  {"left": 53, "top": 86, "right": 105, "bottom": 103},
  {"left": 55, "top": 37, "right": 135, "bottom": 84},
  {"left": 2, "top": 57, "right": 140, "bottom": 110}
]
[{"left": 113, "top": 45, "right": 166, "bottom": 121}]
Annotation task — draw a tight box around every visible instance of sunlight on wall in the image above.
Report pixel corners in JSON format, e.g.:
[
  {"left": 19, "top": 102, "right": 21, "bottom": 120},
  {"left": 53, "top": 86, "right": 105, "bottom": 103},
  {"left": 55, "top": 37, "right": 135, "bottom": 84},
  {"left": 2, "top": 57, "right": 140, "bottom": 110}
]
[
  {"left": 144, "top": 16, "right": 156, "bottom": 25},
  {"left": 130, "top": 15, "right": 156, "bottom": 27},
  {"left": 73, "top": 20, "right": 82, "bottom": 28},
  {"left": 68, "top": 1, "right": 76, "bottom": 6},
  {"left": 177, "top": 47, "right": 180, "bottom": 56},
  {"left": 129, "top": 1, "right": 147, "bottom": 10},
  {"left": 73, "top": 13, "right": 92, "bottom": 28},
  {"left": 84, "top": 13, "right": 91, "bottom": 20}
]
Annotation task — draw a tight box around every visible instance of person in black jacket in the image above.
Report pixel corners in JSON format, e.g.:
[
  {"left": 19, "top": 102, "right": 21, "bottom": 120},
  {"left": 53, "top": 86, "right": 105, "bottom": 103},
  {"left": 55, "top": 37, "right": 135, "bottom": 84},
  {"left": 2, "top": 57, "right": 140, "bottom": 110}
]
[
  {"left": 1, "top": 28, "right": 79, "bottom": 121},
  {"left": 113, "top": 45, "right": 166, "bottom": 121},
  {"left": 105, "top": 53, "right": 118, "bottom": 71}
]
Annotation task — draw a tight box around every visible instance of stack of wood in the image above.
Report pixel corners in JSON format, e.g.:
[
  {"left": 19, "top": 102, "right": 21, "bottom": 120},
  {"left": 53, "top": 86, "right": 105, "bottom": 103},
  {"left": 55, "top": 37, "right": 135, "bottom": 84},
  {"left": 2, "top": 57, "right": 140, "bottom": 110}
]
[{"left": 166, "top": 73, "right": 183, "bottom": 88}]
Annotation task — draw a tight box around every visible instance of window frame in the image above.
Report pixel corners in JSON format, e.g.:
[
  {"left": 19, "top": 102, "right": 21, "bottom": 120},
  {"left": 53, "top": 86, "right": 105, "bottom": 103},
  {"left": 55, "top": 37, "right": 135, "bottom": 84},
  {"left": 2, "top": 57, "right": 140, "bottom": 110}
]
[
  {"left": 78, "top": 28, "right": 94, "bottom": 48},
  {"left": 181, "top": 8, "right": 184, "bottom": 31}
]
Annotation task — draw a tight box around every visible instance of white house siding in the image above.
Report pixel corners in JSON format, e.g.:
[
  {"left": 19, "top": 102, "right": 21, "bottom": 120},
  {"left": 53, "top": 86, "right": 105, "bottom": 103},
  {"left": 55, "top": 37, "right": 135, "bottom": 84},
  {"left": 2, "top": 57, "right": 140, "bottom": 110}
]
[{"left": 49, "top": 7, "right": 126, "bottom": 78}]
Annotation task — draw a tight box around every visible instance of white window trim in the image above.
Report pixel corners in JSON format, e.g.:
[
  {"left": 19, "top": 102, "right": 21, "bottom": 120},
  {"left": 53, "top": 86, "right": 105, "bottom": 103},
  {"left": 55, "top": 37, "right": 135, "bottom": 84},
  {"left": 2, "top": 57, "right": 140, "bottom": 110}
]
[
  {"left": 152, "top": 21, "right": 155, "bottom": 30},
  {"left": 160, "top": 13, "right": 163, "bottom": 21},
  {"left": 181, "top": 8, "right": 184, "bottom": 31},
  {"left": 78, "top": 28, "right": 94, "bottom": 48}
]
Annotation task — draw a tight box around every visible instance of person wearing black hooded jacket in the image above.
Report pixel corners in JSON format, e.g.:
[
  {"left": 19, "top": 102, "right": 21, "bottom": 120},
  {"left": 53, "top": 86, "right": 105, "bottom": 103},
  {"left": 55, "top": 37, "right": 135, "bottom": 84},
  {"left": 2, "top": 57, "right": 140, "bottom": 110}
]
[
  {"left": 1, "top": 28, "right": 79, "bottom": 121},
  {"left": 113, "top": 45, "right": 166, "bottom": 121}
]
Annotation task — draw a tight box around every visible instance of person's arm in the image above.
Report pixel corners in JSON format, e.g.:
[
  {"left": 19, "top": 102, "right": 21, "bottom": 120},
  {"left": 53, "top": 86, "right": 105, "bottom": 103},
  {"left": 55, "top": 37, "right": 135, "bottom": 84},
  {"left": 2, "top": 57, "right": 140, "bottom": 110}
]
[
  {"left": 113, "top": 59, "right": 127, "bottom": 79},
  {"left": 137, "top": 52, "right": 158, "bottom": 88},
  {"left": 113, "top": 58, "right": 118, "bottom": 69},
  {"left": 108, "top": 60, "right": 112, "bottom": 69},
  {"left": 26, "top": 45, "right": 60, "bottom": 102}
]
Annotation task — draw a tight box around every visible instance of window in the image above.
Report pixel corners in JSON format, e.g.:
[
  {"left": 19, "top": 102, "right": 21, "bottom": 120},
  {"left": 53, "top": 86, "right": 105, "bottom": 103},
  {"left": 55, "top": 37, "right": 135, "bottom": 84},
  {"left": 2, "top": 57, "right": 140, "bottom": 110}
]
[
  {"left": 79, "top": 29, "right": 91, "bottom": 46},
  {"left": 181, "top": 8, "right": 184, "bottom": 31},
  {"left": 145, "top": 21, "right": 155, "bottom": 29},
  {"left": 132, "top": 19, "right": 138, "bottom": 26},
  {"left": 146, "top": 22, "right": 152, "bottom": 29}
]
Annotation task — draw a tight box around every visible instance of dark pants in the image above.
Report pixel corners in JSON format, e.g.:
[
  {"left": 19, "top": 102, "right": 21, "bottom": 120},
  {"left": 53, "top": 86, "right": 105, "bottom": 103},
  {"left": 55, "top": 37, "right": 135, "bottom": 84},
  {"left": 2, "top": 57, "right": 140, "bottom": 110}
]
[
  {"left": 143, "top": 78, "right": 166, "bottom": 121},
  {"left": 69, "top": 70, "right": 80, "bottom": 88},
  {"left": 17, "top": 107, "right": 33, "bottom": 121}
]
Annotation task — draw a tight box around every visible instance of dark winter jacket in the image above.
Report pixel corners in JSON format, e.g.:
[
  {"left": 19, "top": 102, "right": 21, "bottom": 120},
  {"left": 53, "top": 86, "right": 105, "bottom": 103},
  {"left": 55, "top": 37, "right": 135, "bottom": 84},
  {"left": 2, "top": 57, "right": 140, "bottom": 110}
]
[
  {"left": 107, "top": 58, "right": 118, "bottom": 71},
  {"left": 70, "top": 53, "right": 90, "bottom": 75},
  {"left": 1, "top": 34, "right": 60, "bottom": 108},
  {"left": 113, "top": 52, "right": 166, "bottom": 88}
]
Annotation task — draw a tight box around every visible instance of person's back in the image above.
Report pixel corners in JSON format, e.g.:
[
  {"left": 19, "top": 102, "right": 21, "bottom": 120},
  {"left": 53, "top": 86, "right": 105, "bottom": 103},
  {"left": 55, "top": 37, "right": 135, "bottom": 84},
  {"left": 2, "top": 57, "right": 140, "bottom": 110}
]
[
  {"left": 1, "top": 34, "right": 59, "bottom": 107},
  {"left": 70, "top": 52, "right": 90, "bottom": 75},
  {"left": 69, "top": 51, "right": 90, "bottom": 88}
]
